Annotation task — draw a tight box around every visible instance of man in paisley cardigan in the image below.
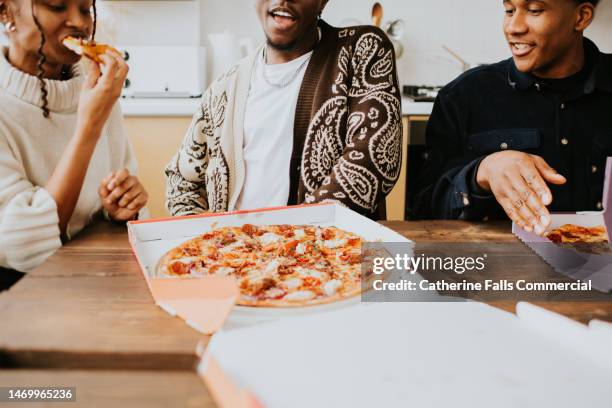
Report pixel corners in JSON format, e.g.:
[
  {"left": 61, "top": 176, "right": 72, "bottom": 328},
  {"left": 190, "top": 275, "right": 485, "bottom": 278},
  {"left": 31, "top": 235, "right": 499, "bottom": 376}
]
[{"left": 165, "top": 1, "right": 402, "bottom": 219}]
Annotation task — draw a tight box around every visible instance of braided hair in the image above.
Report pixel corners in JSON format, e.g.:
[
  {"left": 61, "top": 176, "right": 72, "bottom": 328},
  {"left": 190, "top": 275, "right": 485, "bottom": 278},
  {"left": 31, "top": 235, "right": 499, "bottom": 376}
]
[{"left": 32, "top": 0, "right": 98, "bottom": 118}]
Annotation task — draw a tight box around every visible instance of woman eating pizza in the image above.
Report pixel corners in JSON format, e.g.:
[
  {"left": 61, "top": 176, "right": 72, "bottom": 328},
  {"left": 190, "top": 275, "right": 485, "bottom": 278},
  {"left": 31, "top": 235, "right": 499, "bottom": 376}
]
[{"left": 0, "top": 0, "right": 148, "bottom": 288}]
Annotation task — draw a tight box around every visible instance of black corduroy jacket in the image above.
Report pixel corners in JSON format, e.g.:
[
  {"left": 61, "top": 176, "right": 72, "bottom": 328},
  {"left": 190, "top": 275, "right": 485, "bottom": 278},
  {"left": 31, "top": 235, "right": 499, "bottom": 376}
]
[{"left": 411, "top": 38, "right": 612, "bottom": 220}]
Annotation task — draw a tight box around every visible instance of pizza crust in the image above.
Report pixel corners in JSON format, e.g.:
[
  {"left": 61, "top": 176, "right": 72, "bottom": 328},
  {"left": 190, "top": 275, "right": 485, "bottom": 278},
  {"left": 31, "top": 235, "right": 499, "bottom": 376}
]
[{"left": 236, "top": 283, "right": 362, "bottom": 308}]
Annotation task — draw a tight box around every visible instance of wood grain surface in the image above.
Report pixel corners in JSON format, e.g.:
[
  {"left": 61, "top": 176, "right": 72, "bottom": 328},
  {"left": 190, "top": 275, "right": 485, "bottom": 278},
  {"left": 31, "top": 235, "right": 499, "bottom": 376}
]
[
  {"left": 0, "top": 220, "right": 610, "bottom": 372},
  {"left": 0, "top": 370, "right": 214, "bottom": 408}
]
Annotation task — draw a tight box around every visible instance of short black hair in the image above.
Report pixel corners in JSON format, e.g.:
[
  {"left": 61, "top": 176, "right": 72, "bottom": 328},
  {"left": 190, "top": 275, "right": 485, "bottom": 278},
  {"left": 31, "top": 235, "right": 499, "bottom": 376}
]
[{"left": 575, "top": 0, "right": 600, "bottom": 5}]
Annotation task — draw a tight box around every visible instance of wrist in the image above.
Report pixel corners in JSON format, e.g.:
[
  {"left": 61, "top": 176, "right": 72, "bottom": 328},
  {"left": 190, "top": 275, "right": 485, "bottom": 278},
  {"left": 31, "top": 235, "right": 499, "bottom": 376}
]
[
  {"left": 475, "top": 157, "right": 491, "bottom": 192},
  {"left": 75, "top": 120, "right": 103, "bottom": 142}
]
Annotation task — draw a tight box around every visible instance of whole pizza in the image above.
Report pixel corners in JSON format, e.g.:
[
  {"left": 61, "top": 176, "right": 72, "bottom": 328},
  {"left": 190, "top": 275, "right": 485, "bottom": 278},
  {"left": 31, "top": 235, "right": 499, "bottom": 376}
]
[{"left": 156, "top": 224, "right": 365, "bottom": 307}]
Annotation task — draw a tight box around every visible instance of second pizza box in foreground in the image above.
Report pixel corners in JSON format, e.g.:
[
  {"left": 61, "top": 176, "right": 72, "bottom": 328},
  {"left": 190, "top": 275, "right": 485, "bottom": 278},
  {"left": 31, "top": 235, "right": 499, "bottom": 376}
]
[
  {"left": 513, "top": 158, "right": 612, "bottom": 292},
  {"left": 127, "top": 203, "right": 414, "bottom": 333}
]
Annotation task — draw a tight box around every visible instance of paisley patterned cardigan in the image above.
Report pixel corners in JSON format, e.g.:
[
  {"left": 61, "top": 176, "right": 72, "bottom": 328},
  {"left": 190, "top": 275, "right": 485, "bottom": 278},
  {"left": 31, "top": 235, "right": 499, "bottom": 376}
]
[{"left": 165, "top": 20, "right": 402, "bottom": 217}]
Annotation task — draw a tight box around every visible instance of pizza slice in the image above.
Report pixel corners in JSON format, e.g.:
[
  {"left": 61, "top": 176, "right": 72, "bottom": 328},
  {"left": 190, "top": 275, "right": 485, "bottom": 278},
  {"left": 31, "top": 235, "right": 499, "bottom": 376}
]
[
  {"left": 546, "top": 224, "right": 608, "bottom": 244},
  {"left": 62, "top": 36, "right": 121, "bottom": 63},
  {"left": 546, "top": 224, "right": 610, "bottom": 254}
]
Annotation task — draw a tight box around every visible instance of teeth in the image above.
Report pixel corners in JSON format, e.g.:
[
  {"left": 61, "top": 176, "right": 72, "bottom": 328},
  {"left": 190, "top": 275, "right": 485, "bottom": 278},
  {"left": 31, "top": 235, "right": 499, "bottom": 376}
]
[
  {"left": 513, "top": 43, "right": 531, "bottom": 50},
  {"left": 273, "top": 11, "right": 293, "bottom": 18}
]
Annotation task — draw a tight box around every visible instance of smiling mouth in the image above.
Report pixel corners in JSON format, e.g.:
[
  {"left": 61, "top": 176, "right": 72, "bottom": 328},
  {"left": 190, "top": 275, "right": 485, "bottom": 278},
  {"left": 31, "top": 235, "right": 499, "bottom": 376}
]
[
  {"left": 510, "top": 42, "right": 536, "bottom": 57},
  {"left": 268, "top": 8, "right": 298, "bottom": 31}
]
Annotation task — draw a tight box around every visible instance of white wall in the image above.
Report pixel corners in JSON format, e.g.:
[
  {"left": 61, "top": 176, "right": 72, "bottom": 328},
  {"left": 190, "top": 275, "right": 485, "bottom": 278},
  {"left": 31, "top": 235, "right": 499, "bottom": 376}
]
[
  {"left": 0, "top": 1, "right": 200, "bottom": 46},
  {"left": 97, "top": 0, "right": 200, "bottom": 46},
  {"left": 199, "top": 0, "right": 612, "bottom": 86},
  {"left": 3, "top": 0, "right": 611, "bottom": 86},
  {"left": 0, "top": 26, "right": 8, "bottom": 47}
]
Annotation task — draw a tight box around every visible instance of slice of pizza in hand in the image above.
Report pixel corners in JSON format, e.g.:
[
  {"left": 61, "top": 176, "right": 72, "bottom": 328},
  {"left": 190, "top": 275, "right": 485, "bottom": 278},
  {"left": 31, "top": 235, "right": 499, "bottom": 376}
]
[{"left": 62, "top": 36, "right": 120, "bottom": 63}]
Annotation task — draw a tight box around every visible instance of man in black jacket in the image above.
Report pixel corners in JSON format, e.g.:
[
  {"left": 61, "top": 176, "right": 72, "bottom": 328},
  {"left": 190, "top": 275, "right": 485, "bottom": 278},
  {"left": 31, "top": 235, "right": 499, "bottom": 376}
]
[{"left": 412, "top": 0, "right": 611, "bottom": 236}]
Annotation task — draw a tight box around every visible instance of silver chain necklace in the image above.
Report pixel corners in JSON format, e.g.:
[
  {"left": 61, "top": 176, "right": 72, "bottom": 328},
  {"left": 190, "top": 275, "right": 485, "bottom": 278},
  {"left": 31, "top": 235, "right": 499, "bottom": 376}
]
[{"left": 261, "top": 28, "right": 320, "bottom": 89}]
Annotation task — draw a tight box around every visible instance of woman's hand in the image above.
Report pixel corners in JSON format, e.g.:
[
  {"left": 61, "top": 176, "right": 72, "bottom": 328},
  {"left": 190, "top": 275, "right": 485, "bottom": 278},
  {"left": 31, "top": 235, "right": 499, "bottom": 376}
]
[
  {"left": 99, "top": 169, "right": 148, "bottom": 222},
  {"left": 44, "top": 52, "right": 129, "bottom": 235},
  {"left": 77, "top": 51, "right": 128, "bottom": 136}
]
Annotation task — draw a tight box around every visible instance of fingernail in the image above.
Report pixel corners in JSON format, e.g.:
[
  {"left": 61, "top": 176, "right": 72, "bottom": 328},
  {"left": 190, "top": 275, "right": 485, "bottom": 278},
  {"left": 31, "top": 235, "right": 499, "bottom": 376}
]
[
  {"left": 524, "top": 225, "right": 533, "bottom": 232},
  {"left": 534, "top": 224, "right": 545, "bottom": 236},
  {"left": 541, "top": 193, "right": 551, "bottom": 204},
  {"left": 540, "top": 215, "right": 550, "bottom": 226}
]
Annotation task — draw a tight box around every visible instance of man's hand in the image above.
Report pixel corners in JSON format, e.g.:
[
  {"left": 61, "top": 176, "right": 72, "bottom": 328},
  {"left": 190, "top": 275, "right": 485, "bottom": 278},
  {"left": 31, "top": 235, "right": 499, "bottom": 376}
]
[
  {"left": 476, "top": 151, "right": 566, "bottom": 235},
  {"left": 99, "top": 169, "right": 148, "bottom": 222}
]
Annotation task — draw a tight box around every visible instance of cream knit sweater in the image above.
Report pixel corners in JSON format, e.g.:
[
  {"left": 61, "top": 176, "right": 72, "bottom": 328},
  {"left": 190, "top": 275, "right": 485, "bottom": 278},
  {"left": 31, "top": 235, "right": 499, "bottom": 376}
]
[{"left": 0, "top": 47, "right": 137, "bottom": 272}]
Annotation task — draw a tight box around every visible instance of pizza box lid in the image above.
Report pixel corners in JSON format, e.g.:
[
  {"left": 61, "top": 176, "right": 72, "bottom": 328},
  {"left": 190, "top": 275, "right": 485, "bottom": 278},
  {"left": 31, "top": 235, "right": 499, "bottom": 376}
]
[
  {"left": 512, "top": 157, "right": 612, "bottom": 292},
  {"left": 127, "top": 203, "right": 414, "bottom": 333},
  {"left": 198, "top": 302, "right": 612, "bottom": 408}
]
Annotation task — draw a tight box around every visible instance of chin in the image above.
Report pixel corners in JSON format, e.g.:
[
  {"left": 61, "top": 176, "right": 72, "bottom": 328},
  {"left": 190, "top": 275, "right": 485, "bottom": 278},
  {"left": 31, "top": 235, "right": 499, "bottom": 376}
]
[
  {"left": 266, "top": 36, "right": 298, "bottom": 52},
  {"left": 512, "top": 57, "right": 537, "bottom": 74},
  {"left": 56, "top": 50, "right": 82, "bottom": 66}
]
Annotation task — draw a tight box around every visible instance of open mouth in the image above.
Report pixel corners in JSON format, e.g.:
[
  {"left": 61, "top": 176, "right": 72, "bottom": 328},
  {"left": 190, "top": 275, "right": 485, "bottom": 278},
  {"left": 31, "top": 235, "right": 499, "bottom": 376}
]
[
  {"left": 62, "top": 34, "right": 89, "bottom": 51},
  {"left": 510, "top": 42, "right": 536, "bottom": 57},
  {"left": 268, "top": 7, "right": 298, "bottom": 31}
]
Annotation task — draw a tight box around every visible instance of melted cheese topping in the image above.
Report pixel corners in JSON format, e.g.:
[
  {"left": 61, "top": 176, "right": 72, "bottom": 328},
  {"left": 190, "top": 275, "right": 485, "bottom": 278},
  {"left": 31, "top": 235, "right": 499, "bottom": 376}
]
[
  {"left": 259, "top": 232, "right": 282, "bottom": 246},
  {"left": 218, "top": 240, "right": 245, "bottom": 253},
  {"left": 324, "top": 238, "right": 348, "bottom": 249},
  {"left": 282, "top": 278, "right": 303, "bottom": 290},
  {"left": 324, "top": 279, "right": 342, "bottom": 295},
  {"left": 295, "top": 267, "right": 325, "bottom": 280},
  {"left": 283, "top": 290, "right": 315, "bottom": 302}
]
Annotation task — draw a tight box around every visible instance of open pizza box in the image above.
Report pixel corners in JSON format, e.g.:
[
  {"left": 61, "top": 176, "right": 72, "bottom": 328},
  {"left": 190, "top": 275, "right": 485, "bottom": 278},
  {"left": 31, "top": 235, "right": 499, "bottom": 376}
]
[
  {"left": 127, "top": 203, "right": 414, "bottom": 334},
  {"left": 513, "top": 157, "right": 612, "bottom": 293}
]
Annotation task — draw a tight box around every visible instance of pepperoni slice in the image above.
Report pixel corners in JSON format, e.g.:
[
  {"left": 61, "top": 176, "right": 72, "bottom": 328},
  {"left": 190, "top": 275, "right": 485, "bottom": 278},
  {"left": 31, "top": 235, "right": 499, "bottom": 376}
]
[{"left": 170, "top": 261, "right": 192, "bottom": 275}]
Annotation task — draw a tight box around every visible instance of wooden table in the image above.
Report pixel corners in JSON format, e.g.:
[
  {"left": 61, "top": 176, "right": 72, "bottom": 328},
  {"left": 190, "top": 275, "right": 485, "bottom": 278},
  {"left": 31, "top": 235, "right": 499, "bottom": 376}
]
[
  {"left": 1, "top": 221, "right": 611, "bottom": 406},
  {"left": 0, "top": 370, "right": 213, "bottom": 408}
]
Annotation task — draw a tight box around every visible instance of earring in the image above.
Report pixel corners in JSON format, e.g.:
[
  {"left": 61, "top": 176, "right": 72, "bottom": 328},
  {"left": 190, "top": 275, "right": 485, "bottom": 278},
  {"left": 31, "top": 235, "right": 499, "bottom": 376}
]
[{"left": 6, "top": 22, "right": 15, "bottom": 32}]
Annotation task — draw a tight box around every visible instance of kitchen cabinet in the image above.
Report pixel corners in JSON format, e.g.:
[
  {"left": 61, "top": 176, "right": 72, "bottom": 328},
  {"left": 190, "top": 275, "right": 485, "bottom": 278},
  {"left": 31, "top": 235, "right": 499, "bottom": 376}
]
[
  {"left": 386, "top": 114, "right": 430, "bottom": 221},
  {"left": 124, "top": 117, "right": 192, "bottom": 219}
]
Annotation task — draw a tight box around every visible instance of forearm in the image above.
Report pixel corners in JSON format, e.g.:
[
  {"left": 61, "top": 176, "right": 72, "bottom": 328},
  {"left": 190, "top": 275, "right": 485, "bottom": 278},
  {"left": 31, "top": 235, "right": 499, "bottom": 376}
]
[
  {"left": 0, "top": 188, "right": 62, "bottom": 272},
  {"left": 430, "top": 158, "right": 497, "bottom": 220},
  {"left": 164, "top": 155, "right": 209, "bottom": 216},
  {"left": 44, "top": 123, "right": 101, "bottom": 235}
]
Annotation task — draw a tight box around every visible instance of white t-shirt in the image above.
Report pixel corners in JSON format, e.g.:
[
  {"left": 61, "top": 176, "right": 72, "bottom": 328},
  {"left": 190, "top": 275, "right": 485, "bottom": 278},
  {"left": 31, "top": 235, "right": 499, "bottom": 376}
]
[{"left": 235, "top": 49, "right": 313, "bottom": 210}]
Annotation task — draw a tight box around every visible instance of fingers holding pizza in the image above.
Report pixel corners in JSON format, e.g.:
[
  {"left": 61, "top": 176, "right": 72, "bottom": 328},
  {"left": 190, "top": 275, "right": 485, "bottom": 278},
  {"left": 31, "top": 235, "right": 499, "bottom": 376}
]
[{"left": 64, "top": 37, "right": 129, "bottom": 137}]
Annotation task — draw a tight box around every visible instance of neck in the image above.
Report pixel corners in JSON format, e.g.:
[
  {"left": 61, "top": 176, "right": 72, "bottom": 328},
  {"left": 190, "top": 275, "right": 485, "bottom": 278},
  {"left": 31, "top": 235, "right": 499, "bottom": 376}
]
[
  {"left": 7, "top": 45, "right": 66, "bottom": 80},
  {"left": 532, "top": 37, "right": 585, "bottom": 79},
  {"left": 265, "top": 25, "right": 319, "bottom": 65}
]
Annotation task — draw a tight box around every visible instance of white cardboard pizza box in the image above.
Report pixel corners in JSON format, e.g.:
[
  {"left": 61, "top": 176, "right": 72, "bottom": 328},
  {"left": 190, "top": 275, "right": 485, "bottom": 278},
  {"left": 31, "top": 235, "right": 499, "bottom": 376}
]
[
  {"left": 198, "top": 302, "right": 612, "bottom": 408},
  {"left": 127, "top": 203, "right": 414, "bottom": 333},
  {"left": 513, "top": 157, "right": 612, "bottom": 292}
]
